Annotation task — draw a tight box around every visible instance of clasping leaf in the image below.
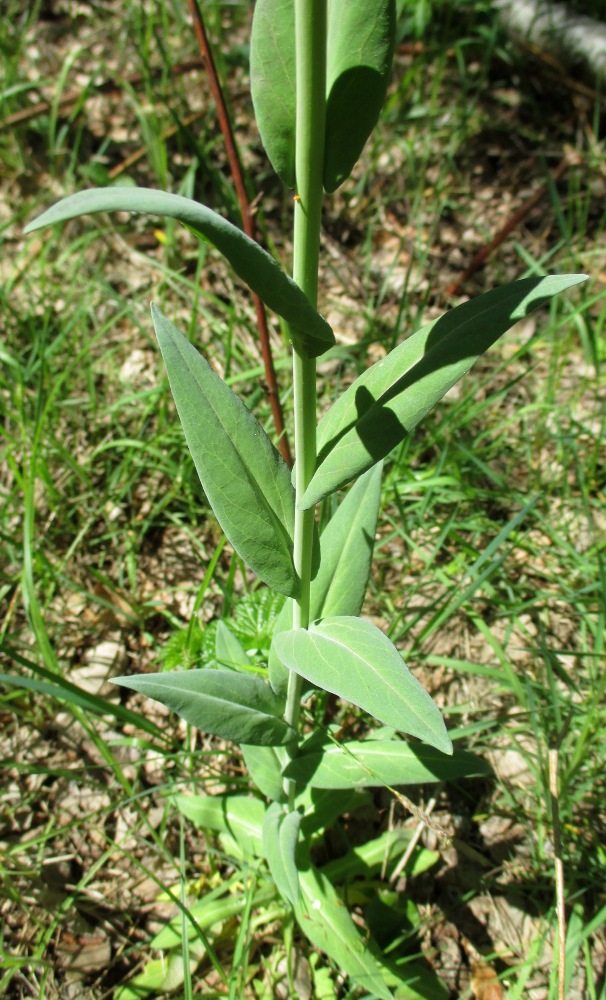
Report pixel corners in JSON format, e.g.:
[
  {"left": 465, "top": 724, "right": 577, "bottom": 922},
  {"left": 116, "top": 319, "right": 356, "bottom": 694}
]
[
  {"left": 152, "top": 305, "right": 297, "bottom": 597},
  {"left": 114, "top": 669, "right": 295, "bottom": 746},
  {"left": 324, "top": 0, "right": 396, "bottom": 191},
  {"left": 24, "top": 187, "right": 335, "bottom": 357},
  {"left": 302, "top": 274, "right": 588, "bottom": 507},
  {"left": 262, "top": 802, "right": 301, "bottom": 906},
  {"left": 268, "top": 465, "right": 383, "bottom": 696},
  {"left": 250, "top": 0, "right": 396, "bottom": 193},
  {"left": 285, "top": 737, "right": 491, "bottom": 789},
  {"left": 273, "top": 616, "right": 452, "bottom": 754}
]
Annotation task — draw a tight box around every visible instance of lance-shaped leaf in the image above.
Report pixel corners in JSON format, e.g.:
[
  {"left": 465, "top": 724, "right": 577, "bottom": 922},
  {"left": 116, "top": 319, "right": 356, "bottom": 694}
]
[
  {"left": 324, "top": 0, "right": 396, "bottom": 192},
  {"left": 250, "top": 0, "right": 396, "bottom": 194},
  {"left": 296, "top": 786, "right": 371, "bottom": 837},
  {"left": 302, "top": 274, "right": 587, "bottom": 507},
  {"left": 24, "top": 187, "right": 335, "bottom": 357},
  {"left": 152, "top": 306, "right": 297, "bottom": 597},
  {"left": 312, "top": 462, "right": 382, "bottom": 618},
  {"left": 113, "top": 669, "right": 295, "bottom": 746},
  {"left": 285, "top": 738, "right": 491, "bottom": 789},
  {"left": 262, "top": 802, "right": 301, "bottom": 906},
  {"left": 268, "top": 466, "right": 382, "bottom": 696},
  {"left": 296, "top": 864, "right": 393, "bottom": 1000},
  {"left": 250, "top": 0, "right": 296, "bottom": 188},
  {"left": 215, "top": 621, "right": 250, "bottom": 671},
  {"left": 241, "top": 744, "right": 287, "bottom": 802},
  {"left": 273, "top": 617, "right": 452, "bottom": 754}
]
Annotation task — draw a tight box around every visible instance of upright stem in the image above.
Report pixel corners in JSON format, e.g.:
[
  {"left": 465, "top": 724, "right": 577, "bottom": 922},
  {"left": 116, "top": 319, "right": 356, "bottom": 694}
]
[{"left": 283, "top": 0, "right": 327, "bottom": 806}]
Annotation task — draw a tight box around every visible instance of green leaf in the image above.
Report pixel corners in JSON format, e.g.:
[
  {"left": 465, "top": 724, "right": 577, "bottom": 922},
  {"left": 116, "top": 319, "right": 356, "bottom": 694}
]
[
  {"left": 273, "top": 617, "right": 452, "bottom": 754},
  {"left": 175, "top": 793, "right": 266, "bottom": 858},
  {"left": 324, "top": 0, "right": 396, "bottom": 192},
  {"left": 250, "top": 0, "right": 295, "bottom": 188},
  {"left": 296, "top": 785, "right": 371, "bottom": 837},
  {"left": 115, "top": 952, "right": 196, "bottom": 1000},
  {"left": 262, "top": 802, "right": 301, "bottom": 906},
  {"left": 268, "top": 466, "right": 383, "bottom": 695},
  {"left": 321, "top": 828, "right": 439, "bottom": 884},
  {"left": 152, "top": 874, "right": 277, "bottom": 949},
  {"left": 152, "top": 306, "right": 297, "bottom": 597},
  {"left": 114, "top": 669, "right": 295, "bottom": 746},
  {"left": 285, "top": 738, "right": 490, "bottom": 789},
  {"left": 250, "top": 0, "right": 396, "bottom": 193},
  {"left": 312, "top": 462, "right": 382, "bottom": 618},
  {"left": 241, "top": 744, "right": 286, "bottom": 802},
  {"left": 302, "top": 274, "right": 588, "bottom": 507},
  {"left": 215, "top": 620, "right": 249, "bottom": 671},
  {"left": 268, "top": 601, "right": 293, "bottom": 699},
  {"left": 295, "top": 864, "right": 393, "bottom": 1000},
  {"left": 24, "top": 187, "right": 335, "bottom": 357}
]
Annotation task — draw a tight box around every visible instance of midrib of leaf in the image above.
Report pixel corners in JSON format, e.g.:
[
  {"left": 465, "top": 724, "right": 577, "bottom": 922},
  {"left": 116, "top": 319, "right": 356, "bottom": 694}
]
[{"left": 310, "top": 624, "right": 445, "bottom": 743}]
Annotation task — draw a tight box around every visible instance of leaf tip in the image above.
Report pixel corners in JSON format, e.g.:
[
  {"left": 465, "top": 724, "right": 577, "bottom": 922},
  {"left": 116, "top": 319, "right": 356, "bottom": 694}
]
[{"left": 112, "top": 674, "right": 135, "bottom": 690}]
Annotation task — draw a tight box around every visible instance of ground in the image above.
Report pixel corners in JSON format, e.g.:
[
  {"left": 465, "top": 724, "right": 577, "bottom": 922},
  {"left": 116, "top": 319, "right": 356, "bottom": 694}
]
[{"left": 1, "top": 1, "right": 605, "bottom": 998}]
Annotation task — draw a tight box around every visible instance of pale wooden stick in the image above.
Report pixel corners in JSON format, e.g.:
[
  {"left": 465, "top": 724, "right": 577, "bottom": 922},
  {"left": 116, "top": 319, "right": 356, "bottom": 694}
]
[{"left": 549, "top": 747, "right": 566, "bottom": 1000}]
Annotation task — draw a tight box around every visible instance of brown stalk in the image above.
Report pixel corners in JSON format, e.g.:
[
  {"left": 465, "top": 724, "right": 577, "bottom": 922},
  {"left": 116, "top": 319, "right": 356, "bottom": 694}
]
[
  {"left": 186, "top": 0, "right": 292, "bottom": 466},
  {"left": 446, "top": 153, "right": 571, "bottom": 298}
]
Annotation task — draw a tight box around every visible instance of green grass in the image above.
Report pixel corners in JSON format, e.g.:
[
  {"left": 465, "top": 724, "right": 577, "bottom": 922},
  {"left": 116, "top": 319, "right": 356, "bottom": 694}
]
[{"left": 1, "top": 0, "right": 605, "bottom": 996}]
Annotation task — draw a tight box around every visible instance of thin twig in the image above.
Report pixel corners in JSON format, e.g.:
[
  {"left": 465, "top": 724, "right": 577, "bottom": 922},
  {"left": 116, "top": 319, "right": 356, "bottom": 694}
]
[
  {"left": 2, "top": 58, "right": 205, "bottom": 129},
  {"left": 390, "top": 794, "right": 438, "bottom": 883},
  {"left": 446, "top": 153, "right": 571, "bottom": 298},
  {"left": 186, "top": 0, "right": 292, "bottom": 466},
  {"left": 549, "top": 747, "right": 566, "bottom": 1000}
]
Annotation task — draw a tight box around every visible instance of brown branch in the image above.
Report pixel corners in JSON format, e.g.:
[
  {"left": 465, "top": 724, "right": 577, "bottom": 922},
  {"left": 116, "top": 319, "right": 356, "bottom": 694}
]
[
  {"left": 446, "top": 153, "right": 571, "bottom": 298},
  {"left": 185, "top": 0, "right": 292, "bottom": 467},
  {"left": 3, "top": 58, "right": 205, "bottom": 130}
]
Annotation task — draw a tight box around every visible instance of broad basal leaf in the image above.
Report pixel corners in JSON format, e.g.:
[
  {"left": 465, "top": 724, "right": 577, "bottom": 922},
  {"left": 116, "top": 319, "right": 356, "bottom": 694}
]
[
  {"left": 273, "top": 617, "right": 452, "bottom": 754},
  {"left": 152, "top": 306, "right": 297, "bottom": 597},
  {"left": 296, "top": 864, "right": 393, "bottom": 1000},
  {"left": 285, "top": 738, "right": 491, "bottom": 789},
  {"left": 175, "top": 793, "right": 266, "bottom": 858},
  {"left": 262, "top": 802, "right": 301, "bottom": 906},
  {"left": 250, "top": 0, "right": 295, "bottom": 188},
  {"left": 268, "top": 466, "right": 382, "bottom": 696},
  {"left": 114, "top": 669, "right": 295, "bottom": 746},
  {"left": 301, "top": 274, "right": 587, "bottom": 506},
  {"left": 324, "top": 0, "right": 396, "bottom": 192},
  {"left": 24, "top": 187, "right": 335, "bottom": 357}
]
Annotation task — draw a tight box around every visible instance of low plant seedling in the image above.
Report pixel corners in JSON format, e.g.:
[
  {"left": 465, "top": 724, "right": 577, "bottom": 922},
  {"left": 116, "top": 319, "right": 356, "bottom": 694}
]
[{"left": 24, "top": 1, "right": 586, "bottom": 995}]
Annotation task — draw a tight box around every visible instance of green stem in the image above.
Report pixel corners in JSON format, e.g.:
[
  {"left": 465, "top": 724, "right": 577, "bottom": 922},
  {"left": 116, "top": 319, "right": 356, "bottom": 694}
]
[{"left": 283, "top": 0, "right": 327, "bottom": 807}]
